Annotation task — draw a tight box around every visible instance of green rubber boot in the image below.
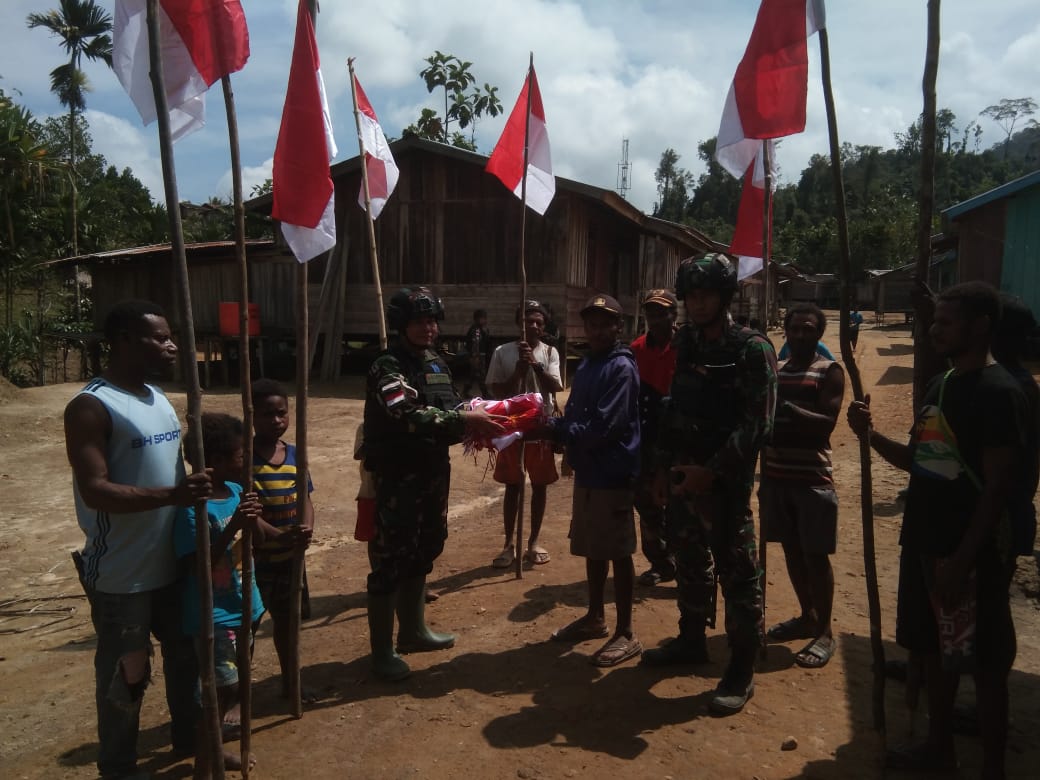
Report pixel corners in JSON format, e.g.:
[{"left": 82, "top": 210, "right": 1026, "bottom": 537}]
[
  {"left": 396, "top": 576, "right": 456, "bottom": 653},
  {"left": 368, "top": 591, "right": 411, "bottom": 681}
]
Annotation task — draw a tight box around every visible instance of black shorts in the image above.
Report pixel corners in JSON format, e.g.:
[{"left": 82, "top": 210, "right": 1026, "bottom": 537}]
[
  {"left": 255, "top": 559, "right": 311, "bottom": 622},
  {"left": 895, "top": 545, "right": 1015, "bottom": 672}
]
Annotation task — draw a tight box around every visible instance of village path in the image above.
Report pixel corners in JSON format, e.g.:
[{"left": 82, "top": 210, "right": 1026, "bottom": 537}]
[{"left": 0, "top": 321, "right": 1038, "bottom": 779}]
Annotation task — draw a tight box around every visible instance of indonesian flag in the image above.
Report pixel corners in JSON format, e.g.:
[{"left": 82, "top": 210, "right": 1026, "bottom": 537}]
[
  {"left": 113, "top": 0, "right": 249, "bottom": 142},
  {"left": 272, "top": 1, "right": 338, "bottom": 263},
  {"left": 729, "top": 160, "right": 774, "bottom": 280},
  {"left": 716, "top": 0, "right": 826, "bottom": 182},
  {"left": 354, "top": 77, "right": 399, "bottom": 219},
  {"left": 486, "top": 65, "right": 555, "bottom": 216}
]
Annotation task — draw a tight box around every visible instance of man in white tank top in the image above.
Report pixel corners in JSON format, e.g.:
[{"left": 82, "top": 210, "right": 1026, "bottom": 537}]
[{"left": 64, "top": 300, "right": 212, "bottom": 778}]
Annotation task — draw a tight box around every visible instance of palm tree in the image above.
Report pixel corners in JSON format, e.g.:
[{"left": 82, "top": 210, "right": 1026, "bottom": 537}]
[
  {"left": 0, "top": 94, "right": 53, "bottom": 326},
  {"left": 27, "top": 0, "right": 112, "bottom": 314}
]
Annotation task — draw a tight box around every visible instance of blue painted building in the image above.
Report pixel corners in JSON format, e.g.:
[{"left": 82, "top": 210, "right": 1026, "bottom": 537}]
[{"left": 942, "top": 170, "right": 1040, "bottom": 317}]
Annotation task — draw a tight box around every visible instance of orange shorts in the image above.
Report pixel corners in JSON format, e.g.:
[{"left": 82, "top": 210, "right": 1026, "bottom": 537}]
[{"left": 493, "top": 440, "right": 559, "bottom": 486}]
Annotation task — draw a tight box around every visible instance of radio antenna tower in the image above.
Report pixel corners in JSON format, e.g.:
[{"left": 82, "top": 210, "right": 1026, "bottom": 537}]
[{"left": 616, "top": 138, "right": 631, "bottom": 199}]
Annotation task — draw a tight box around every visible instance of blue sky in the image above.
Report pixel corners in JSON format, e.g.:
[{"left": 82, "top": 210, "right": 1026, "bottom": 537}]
[{"left": 4, "top": 0, "right": 1038, "bottom": 215}]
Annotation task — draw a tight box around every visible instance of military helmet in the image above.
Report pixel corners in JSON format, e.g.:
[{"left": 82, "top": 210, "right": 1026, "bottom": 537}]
[
  {"left": 387, "top": 287, "right": 445, "bottom": 330},
  {"left": 674, "top": 253, "right": 738, "bottom": 298}
]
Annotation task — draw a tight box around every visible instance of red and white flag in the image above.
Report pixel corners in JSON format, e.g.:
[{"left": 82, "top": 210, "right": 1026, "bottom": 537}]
[
  {"left": 272, "top": 1, "right": 338, "bottom": 263},
  {"left": 486, "top": 65, "right": 554, "bottom": 216},
  {"left": 729, "top": 161, "right": 774, "bottom": 280},
  {"left": 716, "top": 0, "right": 826, "bottom": 183},
  {"left": 113, "top": 0, "right": 249, "bottom": 142},
  {"left": 354, "top": 77, "right": 399, "bottom": 220}
]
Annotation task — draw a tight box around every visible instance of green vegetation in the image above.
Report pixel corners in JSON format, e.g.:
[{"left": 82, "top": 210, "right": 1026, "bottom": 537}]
[{"left": 655, "top": 101, "right": 1040, "bottom": 274}]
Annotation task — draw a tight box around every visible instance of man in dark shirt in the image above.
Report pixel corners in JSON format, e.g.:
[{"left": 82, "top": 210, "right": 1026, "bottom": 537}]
[{"left": 848, "top": 281, "right": 1028, "bottom": 776}]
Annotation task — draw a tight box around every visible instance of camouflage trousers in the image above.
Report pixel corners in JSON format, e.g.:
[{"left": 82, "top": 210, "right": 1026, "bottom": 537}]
[
  {"left": 634, "top": 476, "right": 675, "bottom": 577},
  {"left": 367, "top": 461, "right": 451, "bottom": 596},
  {"left": 667, "top": 482, "right": 764, "bottom": 649}
]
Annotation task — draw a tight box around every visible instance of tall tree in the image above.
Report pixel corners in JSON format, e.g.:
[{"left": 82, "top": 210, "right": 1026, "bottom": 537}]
[
  {"left": 980, "top": 97, "right": 1037, "bottom": 159},
  {"left": 27, "top": 0, "right": 112, "bottom": 266},
  {"left": 406, "top": 52, "right": 502, "bottom": 150},
  {"left": 653, "top": 148, "right": 692, "bottom": 222}
]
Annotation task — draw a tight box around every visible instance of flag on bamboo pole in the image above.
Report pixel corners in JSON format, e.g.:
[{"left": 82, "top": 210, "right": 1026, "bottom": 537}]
[
  {"left": 113, "top": 0, "right": 250, "bottom": 141},
  {"left": 354, "top": 77, "right": 399, "bottom": 219},
  {"left": 729, "top": 160, "right": 773, "bottom": 280},
  {"left": 715, "top": 0, "right": 826, "bottom": 183},
  {"left": 272, "top": 1, "right": 339, "bottom": 263},
  {"left": 486, "top": 65, "right": 554, "bottom": 215}
]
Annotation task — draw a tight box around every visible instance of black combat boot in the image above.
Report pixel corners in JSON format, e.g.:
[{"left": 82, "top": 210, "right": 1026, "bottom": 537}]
[
  {"left": 709, "top": 643, "right": 757, "bottom": 715},
  {"left": 641, "top": 617, "right": 709, "bottom": 667}
]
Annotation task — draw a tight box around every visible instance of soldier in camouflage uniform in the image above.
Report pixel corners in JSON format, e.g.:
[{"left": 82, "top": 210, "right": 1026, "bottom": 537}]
[
  {"left": 642, "top": 254, "right": 777, "bottom": 716},
  {"left": 362, "top": 287, "right": 504, "bottom": 681}
]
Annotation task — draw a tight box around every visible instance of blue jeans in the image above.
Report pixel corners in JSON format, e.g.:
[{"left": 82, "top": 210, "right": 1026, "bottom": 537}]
[{"left": 88, "top": 582, "right": 199, "bottom": 777}]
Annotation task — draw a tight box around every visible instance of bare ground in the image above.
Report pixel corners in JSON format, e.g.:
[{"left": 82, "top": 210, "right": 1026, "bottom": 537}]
[{"left": 1, "top": 324, "right": 1039, "bottom": 779}]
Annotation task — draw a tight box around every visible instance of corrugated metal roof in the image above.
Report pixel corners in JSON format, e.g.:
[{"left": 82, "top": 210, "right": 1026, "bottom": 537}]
[
  {"left": 39, "top": 239, "right": 278, "bottom": 267},
  {"left": 943, "top": 169, "right": 1040, "bottom": 221}
]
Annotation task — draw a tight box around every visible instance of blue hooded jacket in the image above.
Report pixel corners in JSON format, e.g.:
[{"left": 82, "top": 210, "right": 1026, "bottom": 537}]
[{"left": 550, "top": 341, "right": 640, "bottom": 488}]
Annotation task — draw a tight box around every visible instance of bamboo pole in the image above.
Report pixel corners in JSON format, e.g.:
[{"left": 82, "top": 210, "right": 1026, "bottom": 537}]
[
  {"left": 144, "top": 0, "right": 224, "bottom": 775},
  {"left": 348, "top": 58, "right": 389, "bottom": 350},
  {"left": 819, "top": 26, "right": 885, "bottom": 736},
  {"left": 222, "top": 74, "right": 254, "bottom": 775}
]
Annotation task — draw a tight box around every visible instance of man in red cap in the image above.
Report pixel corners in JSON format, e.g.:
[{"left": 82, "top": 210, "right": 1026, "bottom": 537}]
[{"left": 631, "top": 289, "right": 679, "bottom": 586}]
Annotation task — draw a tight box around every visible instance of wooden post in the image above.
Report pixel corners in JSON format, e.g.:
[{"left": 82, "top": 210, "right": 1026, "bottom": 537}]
[
  {"left": 912, "top": 1, "right": 943, "bottom": 410},
  {"left": 144, "top": 1, "right": 223, "bottom": 775},
  {"left": 222, "top": 74, "right": 254, "bottom": 776},
  {"left": 819, "top": 25, "right": 885, "bottom": 736}
]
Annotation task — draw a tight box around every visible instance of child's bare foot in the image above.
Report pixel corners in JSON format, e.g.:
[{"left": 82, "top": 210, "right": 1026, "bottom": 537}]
[{"left": 224, "top": 748, "right": 256, "bottom": 771}]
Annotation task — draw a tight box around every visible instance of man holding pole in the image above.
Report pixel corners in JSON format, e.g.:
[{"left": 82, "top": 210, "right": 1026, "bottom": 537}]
[
  {"left": 486, "top": 300, "right": 563, "bottom": 569},
  {"left": 644, "top": 254, "right": 776, "bottom": 717},
  {"left": 363, "top": 287, "right": 505, "bottom": 681},
  {"left": 64, "top": 300, "right": 213, "bottom": 778},
  {"left": 848, "top": 282, "right": 1026, "bottom": 775}
]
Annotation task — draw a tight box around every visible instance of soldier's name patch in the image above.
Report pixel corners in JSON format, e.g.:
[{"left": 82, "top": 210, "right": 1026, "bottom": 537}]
[{"left": 425, "top": 373, "right": 452, "bottom": 385}]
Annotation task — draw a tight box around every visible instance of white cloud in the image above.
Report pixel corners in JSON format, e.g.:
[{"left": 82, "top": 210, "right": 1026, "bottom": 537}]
[
  {"left": 4, "top": 0, "right": 1037, "bottom": 215},
  {"left": 82, "top": 109, "right": 164, "bottom": 198}
]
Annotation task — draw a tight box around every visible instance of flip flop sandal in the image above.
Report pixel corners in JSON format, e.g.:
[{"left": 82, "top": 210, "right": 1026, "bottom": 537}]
[
  {"left": 884, "top": 743, "right": 958, "bottom": 771},
  {"left": 767, "top": 616, "right": 816, "bottom": 642},
  {"left": 551, "top": 617, "right": 610, "bottom": 643},
  {"left": 524, "top": 546, "right": 551, "bottom": 565},
  {"left": 492, "top": 545, "right": 515, "bottom": 569},
  {"left": 590, "top": 635, "right": 643, "bottom": 667},
  {"left": 795, "top": 637, "right": 836, "bottom": 669}
]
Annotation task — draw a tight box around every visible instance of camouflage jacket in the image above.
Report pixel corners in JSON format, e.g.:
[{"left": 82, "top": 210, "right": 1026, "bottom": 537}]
[
  {"left": 655, "top": 316, "right": 777, "bottom": 482},
  {"left": 362, "top": 343, "right": 464, "bottom": 473}
]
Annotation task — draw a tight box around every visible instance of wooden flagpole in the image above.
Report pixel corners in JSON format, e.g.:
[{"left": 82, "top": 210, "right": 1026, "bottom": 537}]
[
  {"left": 819, "top": 25, "right": 885, "bottom": 735},
  {"left": 143, "top": 1, "right": 224, "bottom": 775},
  {"left": 758, "top": 140, "right": 772, "bottom": 659},
  {"left": 514, "top": 53, "right": 535, "bottom": 580},
  {"left": 348, "top": 58, "right": 389, "bottom": 350},
  {"left": 286, "top": 0, "right": 319, "bottom": 721},
  {"left": 221, "top": 73, "right": 254, "bottom": 775}
]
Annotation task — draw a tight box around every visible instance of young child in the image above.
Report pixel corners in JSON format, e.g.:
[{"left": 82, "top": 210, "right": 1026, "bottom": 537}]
[
  {"left": 174, "top": 412, "right": 264, "bottom": 775},
  {"left": 250, "top": 379, "right": 316, "bottom": 701}
]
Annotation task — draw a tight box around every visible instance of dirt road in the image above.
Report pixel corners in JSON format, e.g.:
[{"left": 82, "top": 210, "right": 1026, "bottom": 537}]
[{"left": 1, "top": 323, "right": 1037, "bottom": 779}]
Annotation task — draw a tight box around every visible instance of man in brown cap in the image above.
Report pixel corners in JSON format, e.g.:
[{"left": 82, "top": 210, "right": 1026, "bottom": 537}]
[
  {"left": 534, "top": 294, "right": 643, "bottom": 666},
  {"left": 631, "top": 290, "right": 679, "bottom": 586}
]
